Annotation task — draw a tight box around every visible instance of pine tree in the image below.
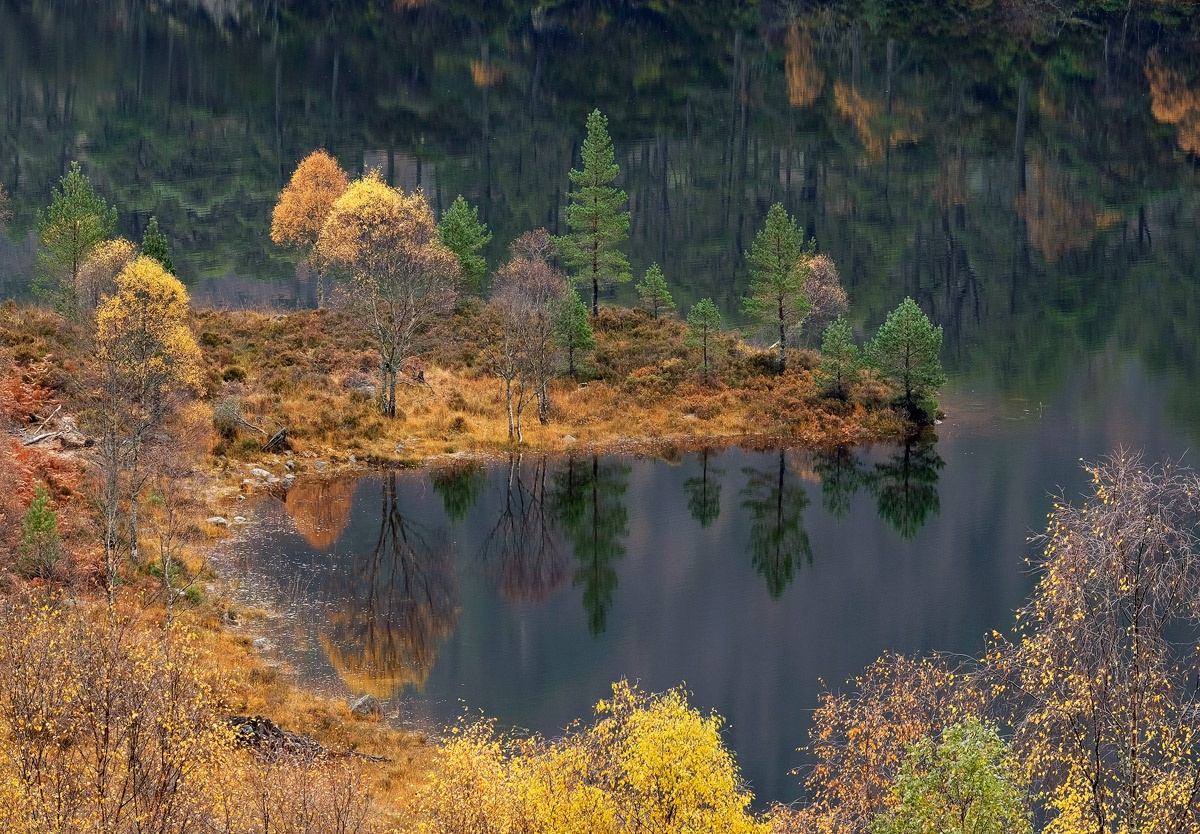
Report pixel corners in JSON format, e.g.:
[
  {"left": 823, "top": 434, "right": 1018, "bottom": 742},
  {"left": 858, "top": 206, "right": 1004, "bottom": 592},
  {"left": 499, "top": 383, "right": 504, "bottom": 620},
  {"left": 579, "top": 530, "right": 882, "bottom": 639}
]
[
  {"left": 635, "top": 262, "right": 675, "bottom": 319},
  {"left": 438, "top": 195, "right": 492, "bottom": 294},
  {"left": 816, "top": 316, "right": 860, "bottom": 400},
  {"left": 557, "top": 109, "right": 630, "bottom": 316},
  {"left": 556, "top": 283, "right": 594, "bottom": 379},
  {"left": 743, "top": 202, "right": 813, "bottom": 373},
  {"left": 140, "top": 215, "right": 175, "bottom": 274},
  {"left": 866, "top": 297, "right": 946, "bottom": 423},
  {"left": 17, "top": 484, "right": 62, "bottom": 580},
  {"left": 687, "top": 298, "right": 722, "bottom": 378},
  {"left": 37, "top": 161, "right": 117, "bottom": 314}
]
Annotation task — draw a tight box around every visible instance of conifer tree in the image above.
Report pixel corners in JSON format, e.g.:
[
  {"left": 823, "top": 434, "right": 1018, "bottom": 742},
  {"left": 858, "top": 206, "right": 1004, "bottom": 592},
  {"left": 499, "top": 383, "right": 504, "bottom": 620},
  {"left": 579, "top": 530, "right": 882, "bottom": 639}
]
[
  {"left": 17, "top": 484, "right": 62, "bottom": 580},
  {"left": 37, "top": 161, "right": 117, "bottom": 314},
  {"left": 687, "top": 298, "right": 722, "bottom": 378},
  {"left": 817, "top": 316, "right": 860, "bottom": 400},
  {"left": 140, "top": 215, "right": 174, "bottom": 274},
  {"left": 556, "top": 283, "right": 594, "bottom": 379},
  {"left": 557, "top": 109, "right": 630, "bottom": 316},
  {"left": 744, "top": 202, "right": 813, "bottom": 373},
  {"left": 438, "top": 195, "right": 492, "bottom": 294},
  {"left": 866, "top": 297, "right": 945, "bottom": 423},
  {"left": 635, "top": 262, "right": 675, "bottom": 319}
]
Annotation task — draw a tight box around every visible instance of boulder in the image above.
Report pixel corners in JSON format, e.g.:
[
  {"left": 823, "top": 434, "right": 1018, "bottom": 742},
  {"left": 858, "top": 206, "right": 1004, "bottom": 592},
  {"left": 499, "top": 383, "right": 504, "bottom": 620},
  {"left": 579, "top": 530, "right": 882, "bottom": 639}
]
[{"left": 350, "top": 694, "right": 382, "bottom": 720}]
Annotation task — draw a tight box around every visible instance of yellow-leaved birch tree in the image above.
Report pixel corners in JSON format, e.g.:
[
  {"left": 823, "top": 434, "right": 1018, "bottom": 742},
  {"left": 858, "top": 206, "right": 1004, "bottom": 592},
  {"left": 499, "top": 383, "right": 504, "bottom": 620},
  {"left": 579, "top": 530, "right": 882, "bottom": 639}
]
[{"left": 315, "top": 174, "right": 459, "bottom": 418}]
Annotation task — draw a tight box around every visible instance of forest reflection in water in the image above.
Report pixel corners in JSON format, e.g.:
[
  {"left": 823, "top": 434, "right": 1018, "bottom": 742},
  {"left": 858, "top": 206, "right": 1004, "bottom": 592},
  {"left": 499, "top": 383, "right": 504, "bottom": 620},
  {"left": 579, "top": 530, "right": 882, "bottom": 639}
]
[{"left": 263, "top": 441, "right": 944, "bottom": 703}]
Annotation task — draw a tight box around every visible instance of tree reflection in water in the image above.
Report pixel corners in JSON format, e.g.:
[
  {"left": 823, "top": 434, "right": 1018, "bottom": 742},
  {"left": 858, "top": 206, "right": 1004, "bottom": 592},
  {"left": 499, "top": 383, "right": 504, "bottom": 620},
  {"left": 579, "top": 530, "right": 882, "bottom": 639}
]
[
  {"left": 812, "top": 446, "right": 869, "bottom": 521},
  {"left": 683, "top": 447, "right": 724, "bottom": 528},
  {"left": 318, "top": 472, "right": 459, "bottom": 699},
  {"left": 741, "top": 450, "right": 813, "bottom": 599},
  {"left": 480, "top": 455, "right": 566, "bottom": 603},
  {"left": 283, "top": 479, "right": 354, "bottom": 549},
  {"left": 869, "top": 438, "right": 945, "bottom": 541},
  {"left": 550, "top": 455, "right": 631, "bottom": 636},
  {"left": 430, "top": 460, "right": 488, "bottom": 523}
]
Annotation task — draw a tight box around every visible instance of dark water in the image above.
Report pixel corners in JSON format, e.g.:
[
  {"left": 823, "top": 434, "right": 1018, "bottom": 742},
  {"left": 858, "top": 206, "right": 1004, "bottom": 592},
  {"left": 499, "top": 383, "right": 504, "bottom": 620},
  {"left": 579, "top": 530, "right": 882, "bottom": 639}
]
[{"left": 5, "top": 0, "right": 1200, "bottom": 808}]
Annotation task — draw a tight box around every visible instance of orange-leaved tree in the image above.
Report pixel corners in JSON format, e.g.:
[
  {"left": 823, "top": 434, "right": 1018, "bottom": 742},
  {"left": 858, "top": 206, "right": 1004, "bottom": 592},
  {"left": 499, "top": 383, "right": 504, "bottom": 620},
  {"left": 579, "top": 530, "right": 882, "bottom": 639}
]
[
  {"left": 315, "top": 173, "right": 460, "bottom": 418},
  {"left": 271, "top": 149, "right": 349, "bottom": 306},
  {"left": 90, "top": 256, "right": 202, "bottom": 595},
  {"left": 789, "top": 652, "right": 981, "bottom": 834}
]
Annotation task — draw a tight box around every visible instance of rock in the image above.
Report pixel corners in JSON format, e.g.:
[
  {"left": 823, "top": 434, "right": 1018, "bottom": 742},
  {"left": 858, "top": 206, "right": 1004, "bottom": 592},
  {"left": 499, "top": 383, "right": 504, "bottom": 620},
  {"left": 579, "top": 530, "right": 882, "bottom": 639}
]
[
  {"left": 252, "top": 637, "right": 273, "bottom": 651},
  {"left": 206, "top": 516, "right": 228, "bottom": 526},
  {"left": 282, "top": 474, "right": 295, "bottom": 487},
  {"left": 251, "top": 467, "right": 272, "bottom": 480},
  {"left": 285, "top": 459, "right": 295, "bottom": 470},
  {"left": 348, "top": 455, "right": 356, "bottom": 464},
  {"left": 350, "top": 694, "right": 383, "bottom": 720},
  {"left": 267, "top": 476, "right": 281, "bottom": 484},
  {"left": 233, "top": 516, "right": 247, "bottom": 523},
  {"left": 316, "top": 461, "right": 328, "bottom": 472},
  {"left": 563, "top": 435, "right": 577, "bottom": 443},
  {"left": 236, "top": 493, "right": 246, "bottom": 501}
]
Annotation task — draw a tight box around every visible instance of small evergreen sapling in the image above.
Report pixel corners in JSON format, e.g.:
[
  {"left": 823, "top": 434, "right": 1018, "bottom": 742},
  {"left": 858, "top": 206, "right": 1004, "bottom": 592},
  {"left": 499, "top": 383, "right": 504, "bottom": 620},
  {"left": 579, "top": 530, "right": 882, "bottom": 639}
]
[
  {"left": 17, "top": 484, "right": 63, "bottom": 580},
  {"left": 866, "top": 297, "right": 946, "bottom": 423},
  {"left": 635, "top": 263, "right": 675, "bottom": 319},
  {"left": 817, "top": 316, "right": 860, "bottom": 400},
  {"left": 687, "top": 298, "right": 722, "bottom": 378},
  {"left": 140, "top": 215, "right": 175, "bottom": 274}
]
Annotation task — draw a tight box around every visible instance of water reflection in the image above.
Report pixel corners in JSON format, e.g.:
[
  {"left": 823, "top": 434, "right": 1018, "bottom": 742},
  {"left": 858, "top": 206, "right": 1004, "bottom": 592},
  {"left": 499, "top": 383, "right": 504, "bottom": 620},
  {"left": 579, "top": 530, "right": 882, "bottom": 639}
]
[
  {"left": 318, "top": 472, "right": 458, "bottom": 698},
  {"left": 550, "top": 456, "right": 631, "bottom": 636},
  {"left": 870, "top": 439, "right": 945, "bottom": 541},
  {"left": 283, "top": 479, "right": 353, "bottom": 549},
  {"left": 431, "top": 461, "right": 487, "bottom": 523},
  {"left": 479, "top": 455, "right": 565, "bottom": 604},
  {"left": 741, "top": 450, "right": 813, "bottom": 598},
  {"left": 683, "top": 447, "right": 724, "bottom": 529}
]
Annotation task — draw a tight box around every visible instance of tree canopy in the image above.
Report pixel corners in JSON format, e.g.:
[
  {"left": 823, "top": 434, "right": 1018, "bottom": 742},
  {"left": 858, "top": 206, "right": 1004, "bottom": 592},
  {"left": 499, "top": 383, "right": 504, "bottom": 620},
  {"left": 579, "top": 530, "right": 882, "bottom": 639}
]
[
  {"left": 866, "top": 297, "right": 946, "bottom": 423},
  {"left": 37, "top": 161, "right": 117, "bottom": 314},
  {"left": 438, "top": 195, "right": 492, "bottom": 294},
  {"left": 743, "top": 202, "right": 813, "bottom": 373},
  {"left": 557, "top": 109, "right": 631, "bottom": 316},
  {"left": 315, "top": 174, "right": 460, "bottom": 418}
]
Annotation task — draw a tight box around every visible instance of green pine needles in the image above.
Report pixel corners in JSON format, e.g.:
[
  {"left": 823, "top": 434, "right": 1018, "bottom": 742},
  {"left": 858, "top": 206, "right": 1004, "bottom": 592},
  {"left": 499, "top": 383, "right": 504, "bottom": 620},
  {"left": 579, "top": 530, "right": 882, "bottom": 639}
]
[
  {"left": 636, "top": 263, "right": 675, "bottom": 319},
  {"left": 744, "top": 203, "right": 814, "bottom": 373},
  {"left": 557, "top": 109, "right": 630, "bottom": 316},
  {"left": 867, "top": 297, "right": 946, "bottom": 423},
  {"left": 438, "top": 195, "right": 492, "bottom": 294},
  {"left": 17, "top": 484, "right": 63, "bottom": 580},
  {"left": 141, "top": 215, "right": 175, "bottom": 275},
  {"left": 36, "top": 161, "right": 117, "bottom": 313}
]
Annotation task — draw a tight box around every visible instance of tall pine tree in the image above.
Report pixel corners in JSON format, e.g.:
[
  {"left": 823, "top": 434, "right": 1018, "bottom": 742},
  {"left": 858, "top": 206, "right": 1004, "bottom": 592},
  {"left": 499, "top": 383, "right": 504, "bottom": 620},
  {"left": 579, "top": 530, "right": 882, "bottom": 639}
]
[
  {"left": 557, "top": 109, "right": 630, "bottom": 316},
  {"left": 743, "top": 203, "right": 812, "bottom": 373}
]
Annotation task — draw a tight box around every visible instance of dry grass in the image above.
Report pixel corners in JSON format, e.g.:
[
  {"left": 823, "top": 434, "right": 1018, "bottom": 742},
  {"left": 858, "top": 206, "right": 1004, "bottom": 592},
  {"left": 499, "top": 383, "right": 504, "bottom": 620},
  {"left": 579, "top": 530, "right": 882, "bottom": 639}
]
[{"left": 194, "top": 305, "right": 909, "bottom": 472}]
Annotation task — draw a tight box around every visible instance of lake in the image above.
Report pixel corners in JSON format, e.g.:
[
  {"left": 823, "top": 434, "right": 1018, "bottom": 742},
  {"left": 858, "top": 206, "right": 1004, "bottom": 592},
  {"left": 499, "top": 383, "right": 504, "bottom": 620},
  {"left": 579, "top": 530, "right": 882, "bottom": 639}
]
[{"left": 4, "top": 0, "right": 1200, "bottom": 808}]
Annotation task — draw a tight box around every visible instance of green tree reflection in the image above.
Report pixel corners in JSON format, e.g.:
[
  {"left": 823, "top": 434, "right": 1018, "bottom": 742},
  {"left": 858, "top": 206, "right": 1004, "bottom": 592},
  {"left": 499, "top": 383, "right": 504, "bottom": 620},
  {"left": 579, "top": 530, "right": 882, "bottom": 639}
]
[
  {"left": 430, "top": 460, "right": 487, "bottom": 523},
  {"left": 683, "top": 447, "right": 724, "bottom": 528},
  {"left": 550, "top": 455, "right": 630, "bottom": 635},
  {"left": 741, "top": 450, "right": 812, "bottom": 599},
  {"left": 812, "top": 445, "right": 870, "bottom": 520},
  {"left": 869, "top": 438, "right": 945, "bottom": 540}
]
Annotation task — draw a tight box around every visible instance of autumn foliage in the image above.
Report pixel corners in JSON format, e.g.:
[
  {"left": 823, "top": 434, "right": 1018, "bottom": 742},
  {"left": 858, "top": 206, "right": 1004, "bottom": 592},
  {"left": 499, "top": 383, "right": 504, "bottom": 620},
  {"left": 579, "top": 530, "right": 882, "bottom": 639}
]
[{"left": 420, "top": 680, "right": 768, "bottom": 834}]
